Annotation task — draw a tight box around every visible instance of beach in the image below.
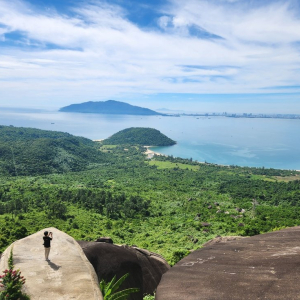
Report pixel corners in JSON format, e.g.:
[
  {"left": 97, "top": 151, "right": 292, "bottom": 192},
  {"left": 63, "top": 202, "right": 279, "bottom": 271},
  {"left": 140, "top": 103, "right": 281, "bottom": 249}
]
[{"left": 144, "top": 146, "right": 165, "bottom": 159}]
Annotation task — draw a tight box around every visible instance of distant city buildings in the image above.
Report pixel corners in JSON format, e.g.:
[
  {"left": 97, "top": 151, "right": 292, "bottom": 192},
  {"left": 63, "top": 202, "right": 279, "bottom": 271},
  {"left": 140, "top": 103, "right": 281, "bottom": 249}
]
[{"left": 171, "top": 112, "right": 300, "bottom": 119}]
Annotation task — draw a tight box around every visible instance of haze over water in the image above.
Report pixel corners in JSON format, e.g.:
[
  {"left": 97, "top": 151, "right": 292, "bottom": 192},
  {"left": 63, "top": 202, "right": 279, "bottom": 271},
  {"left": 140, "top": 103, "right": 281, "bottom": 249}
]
[{"left": 1, "top": 109, "right": 300, "bottom": 170}]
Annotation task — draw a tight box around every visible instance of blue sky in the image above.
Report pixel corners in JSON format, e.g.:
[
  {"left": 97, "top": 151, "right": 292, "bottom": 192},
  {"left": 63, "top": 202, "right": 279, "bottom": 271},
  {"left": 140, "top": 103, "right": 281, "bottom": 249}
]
[{"left": 1, "top": 0, "right": 300, "bottom": 113}]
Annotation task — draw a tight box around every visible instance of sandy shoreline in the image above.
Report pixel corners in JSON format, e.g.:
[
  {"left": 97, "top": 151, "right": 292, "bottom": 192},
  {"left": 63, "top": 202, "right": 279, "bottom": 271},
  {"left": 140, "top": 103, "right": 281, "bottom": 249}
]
[
  {"left": 144, "top": 146, "right": 165, "bottom": 158},
  {"left": 144, "top": 146, "right": 208, "bottom": 164}
]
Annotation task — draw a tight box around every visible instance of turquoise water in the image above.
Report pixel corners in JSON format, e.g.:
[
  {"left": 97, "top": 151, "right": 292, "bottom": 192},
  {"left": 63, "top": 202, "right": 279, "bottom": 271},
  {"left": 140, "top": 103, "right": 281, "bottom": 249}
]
[{"left": 1, "top": 109, "right": 300, "bottom": 170}]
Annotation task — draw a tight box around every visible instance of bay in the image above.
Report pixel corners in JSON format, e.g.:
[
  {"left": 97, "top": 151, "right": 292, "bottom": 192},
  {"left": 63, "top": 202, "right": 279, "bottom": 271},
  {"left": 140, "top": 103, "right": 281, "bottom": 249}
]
[{"left": 1, "top": 109, "right": 300, "bottom": 170}]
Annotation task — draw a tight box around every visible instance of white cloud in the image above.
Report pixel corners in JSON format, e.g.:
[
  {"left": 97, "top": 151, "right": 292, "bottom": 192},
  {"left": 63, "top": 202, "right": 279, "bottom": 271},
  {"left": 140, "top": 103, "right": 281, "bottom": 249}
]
[
  {"left": 157, "top": 16, "right": 172, "bottom": 29},
  {"left": 0, "top": 0, "right": 299, "bottom": 109}
]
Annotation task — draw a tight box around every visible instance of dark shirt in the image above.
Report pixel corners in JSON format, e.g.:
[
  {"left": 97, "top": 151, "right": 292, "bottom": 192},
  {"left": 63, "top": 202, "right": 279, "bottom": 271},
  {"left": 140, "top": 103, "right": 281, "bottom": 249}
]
[{"left": 43, "top": 236, "right": 52, "bottom": 248}]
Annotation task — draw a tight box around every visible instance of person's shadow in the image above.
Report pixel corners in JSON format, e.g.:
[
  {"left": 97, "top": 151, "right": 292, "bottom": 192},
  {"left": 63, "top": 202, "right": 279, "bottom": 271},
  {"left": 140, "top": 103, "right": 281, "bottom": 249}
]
[{"left": 47, "top": 260, "right": 61, "bottom": 271}]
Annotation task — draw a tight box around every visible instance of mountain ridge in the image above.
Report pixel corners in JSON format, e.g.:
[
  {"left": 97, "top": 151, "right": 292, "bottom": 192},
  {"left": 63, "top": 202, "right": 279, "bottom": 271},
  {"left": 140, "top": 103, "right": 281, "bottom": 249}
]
[
  {"left": 0, "top": 125, "right": 109, "bottom": 176},
  {"left": 59, "top": 100, "right": 163, "bottom": 115}
]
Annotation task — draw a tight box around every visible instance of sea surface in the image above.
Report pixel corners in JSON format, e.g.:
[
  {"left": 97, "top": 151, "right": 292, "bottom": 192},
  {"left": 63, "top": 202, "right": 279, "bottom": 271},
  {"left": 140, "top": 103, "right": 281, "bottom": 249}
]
[{"left": 1, "top": 109, "right": 300, "bottom": 170}]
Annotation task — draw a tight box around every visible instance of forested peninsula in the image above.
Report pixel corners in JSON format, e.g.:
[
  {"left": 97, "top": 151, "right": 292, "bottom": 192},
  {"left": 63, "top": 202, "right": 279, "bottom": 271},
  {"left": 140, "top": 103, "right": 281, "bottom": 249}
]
[
  {"left": 59, "top": 100, "right": 162, "bottom": 115},
  {"left": 103, "top": 127, "right": 176, "bottom": 146},
  {"left": 0, "top": 125, "right": 300, "bottom": 267}
]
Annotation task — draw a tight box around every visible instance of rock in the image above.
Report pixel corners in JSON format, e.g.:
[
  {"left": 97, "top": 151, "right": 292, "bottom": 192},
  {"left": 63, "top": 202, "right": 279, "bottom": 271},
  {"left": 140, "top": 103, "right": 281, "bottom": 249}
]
[
  {"left": 95, "top": 237, "right": 113, "bottom": 243},
  {"left": 238, "top": 223, "right": 244, "bottom": 227},
  {"left": 77, "top": 241, "right": 170, "bottom": 300},
  {"left": 201, "top": 222, "right": 211, "bottom": 227},
  {"left": 156, "top": 226, "right": 300, "bottom": 300},
  {"left": 214, "top": 202, "right": 219, "bottom": 206},
  {"left": 208, "top": 205, "right": 212, "bottom": 209},
  {"left": 202, "top": 236, "right": 243, "bottom": 247},
  {"left": 0, "top": 228, "right": 102, "bottom": 300}
]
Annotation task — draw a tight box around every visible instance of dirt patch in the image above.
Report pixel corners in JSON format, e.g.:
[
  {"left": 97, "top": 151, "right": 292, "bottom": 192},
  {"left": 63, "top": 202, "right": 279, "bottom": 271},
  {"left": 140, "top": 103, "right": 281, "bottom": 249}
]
[{"left": 273, "top": 174, "right": 300, "bottom": 182}]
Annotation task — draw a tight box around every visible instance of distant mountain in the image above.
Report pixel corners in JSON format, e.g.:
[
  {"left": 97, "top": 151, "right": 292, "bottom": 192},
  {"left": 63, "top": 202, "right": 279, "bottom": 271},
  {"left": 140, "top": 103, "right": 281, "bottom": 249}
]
[
  {"left": 59, "top": 100, "right": 162, "bottom": 115},
  {"left": 103, "top": 127, "right": 176, "bottom": 146}
]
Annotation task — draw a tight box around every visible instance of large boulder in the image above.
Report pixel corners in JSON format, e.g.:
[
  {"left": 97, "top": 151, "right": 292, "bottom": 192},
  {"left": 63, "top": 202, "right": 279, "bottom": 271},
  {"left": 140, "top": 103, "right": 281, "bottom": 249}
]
[
  {"left": 78, "top": 241, "right": 170, "bottom": 300},
  {"left": 156, "top": 226, "right": 300, "bottom": 300},
  {"left": 0, "top": 228, "right": 102, "bottom": 300}
]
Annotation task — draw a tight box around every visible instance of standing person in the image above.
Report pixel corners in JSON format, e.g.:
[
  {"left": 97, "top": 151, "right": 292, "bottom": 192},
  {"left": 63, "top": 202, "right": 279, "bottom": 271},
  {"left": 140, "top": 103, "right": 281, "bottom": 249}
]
[{"left": 43, "top": 231, "right": 53, "bottom": 261}]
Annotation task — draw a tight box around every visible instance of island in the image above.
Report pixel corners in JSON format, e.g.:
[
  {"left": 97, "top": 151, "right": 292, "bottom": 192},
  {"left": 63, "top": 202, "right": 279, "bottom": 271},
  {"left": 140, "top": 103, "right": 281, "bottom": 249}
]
[
  {"left": 102, "top": 127, "right": 176, "bottom": 146},
  {"left": 59, "top": 100, "right": 163, "bottom": 115}
]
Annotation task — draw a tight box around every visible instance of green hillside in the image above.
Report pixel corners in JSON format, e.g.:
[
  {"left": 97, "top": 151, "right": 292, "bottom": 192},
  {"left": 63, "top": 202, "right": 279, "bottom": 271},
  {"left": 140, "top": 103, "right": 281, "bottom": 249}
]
[
  {"left": 103, "top": 127, "right": 176, "bottom": 146},
  {"left": 0, "top": 125, "right": 300, "bottom": 267},
  {"left": 0, "top": 126, "right": 108, "bottom": 176}
]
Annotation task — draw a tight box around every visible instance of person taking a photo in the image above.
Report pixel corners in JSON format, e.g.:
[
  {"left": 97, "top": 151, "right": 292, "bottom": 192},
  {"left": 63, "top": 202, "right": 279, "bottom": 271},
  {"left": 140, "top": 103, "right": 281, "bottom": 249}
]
[{"left": 43, "top": 231, "right": 53, "bottom": 261}]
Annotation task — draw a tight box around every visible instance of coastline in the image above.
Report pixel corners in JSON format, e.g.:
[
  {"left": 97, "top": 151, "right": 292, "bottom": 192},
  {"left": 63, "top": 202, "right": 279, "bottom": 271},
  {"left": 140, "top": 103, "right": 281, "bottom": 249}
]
[
  {"left": 144, "top": 146, "right": 209, "bottom": 165},
  {"left": 96, "top": 142, "right": 300, "bottom": 171},
  {"left": 144, "top": 146, "right": 166, "bottom": 159},
  {"left": 144, "top": 146, "right": 206, "bottom": 165}
]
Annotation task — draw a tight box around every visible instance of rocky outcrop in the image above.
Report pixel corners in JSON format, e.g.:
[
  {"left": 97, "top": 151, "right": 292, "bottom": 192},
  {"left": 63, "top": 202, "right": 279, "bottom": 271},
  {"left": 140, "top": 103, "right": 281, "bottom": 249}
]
[
  {"left": 156, "top": 227, "right": 300, "bottom": 300},
  {"left": 95, "top": 237, "right": 113, "bottom": 243},
  {"left": 78, "top": 241, "right": 170, "bottom": 300},
  {"left": 201, "top": 235, "right": 244, "bottom": 247},
  {"left": 0, "top": 228, "right": 103, "bottom": 300}
]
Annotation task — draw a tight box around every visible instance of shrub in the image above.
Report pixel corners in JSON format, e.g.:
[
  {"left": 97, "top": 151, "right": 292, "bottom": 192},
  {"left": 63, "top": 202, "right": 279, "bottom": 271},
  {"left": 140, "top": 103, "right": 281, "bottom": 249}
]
[
  {"left": 143, "top": 294, "right": 155, "bottom": 300},
  {"left": 170, "top": 250, "right": 190, "bottom": 266},
  {"left": 100, "top": 273, "right": 139, "bottom": 300},
  {"left": 0, "top": 249, "right": 30, "bottom": 300}
]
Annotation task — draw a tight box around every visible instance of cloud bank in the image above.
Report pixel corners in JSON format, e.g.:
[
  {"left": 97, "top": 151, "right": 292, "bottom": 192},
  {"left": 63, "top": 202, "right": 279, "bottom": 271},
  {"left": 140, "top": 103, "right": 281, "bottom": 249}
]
[{"left": 0, "top": 0, "right": 300, "bottom": 109}]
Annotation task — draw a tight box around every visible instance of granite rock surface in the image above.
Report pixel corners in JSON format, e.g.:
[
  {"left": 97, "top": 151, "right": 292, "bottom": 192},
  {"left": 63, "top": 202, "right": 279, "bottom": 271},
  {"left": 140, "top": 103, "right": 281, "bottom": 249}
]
[
  {"left": 0, "top": 227, "right": 103, "bottom": 300},
  {"left": 156, "top": 227, "right": 300, "bottom": 300}
]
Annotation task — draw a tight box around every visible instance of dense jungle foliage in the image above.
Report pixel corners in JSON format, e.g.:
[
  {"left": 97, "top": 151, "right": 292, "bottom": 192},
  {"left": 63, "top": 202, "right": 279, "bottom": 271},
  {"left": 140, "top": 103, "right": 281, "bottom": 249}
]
[
  {"left": 0, "top": 126, "right": 300, "bottom": 265},
  {"left": 0, "top": 126, "right": 108, "bottom": 176},
  {"left": 103, "top": 127, "right": 176, "bottom": 146}
]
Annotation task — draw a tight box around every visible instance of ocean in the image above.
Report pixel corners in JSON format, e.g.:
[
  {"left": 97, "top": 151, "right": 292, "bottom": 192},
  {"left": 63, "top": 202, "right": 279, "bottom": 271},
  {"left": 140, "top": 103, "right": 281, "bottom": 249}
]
[{"left": 1, "top": 109, "right": 300, "bottom": 170}]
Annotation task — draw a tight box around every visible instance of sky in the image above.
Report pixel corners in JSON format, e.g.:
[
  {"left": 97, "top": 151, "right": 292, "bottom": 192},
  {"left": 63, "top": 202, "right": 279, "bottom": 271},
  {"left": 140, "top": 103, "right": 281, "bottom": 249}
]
[{"left": 0, "top": 0, "right": 300, "bottom": 113}]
